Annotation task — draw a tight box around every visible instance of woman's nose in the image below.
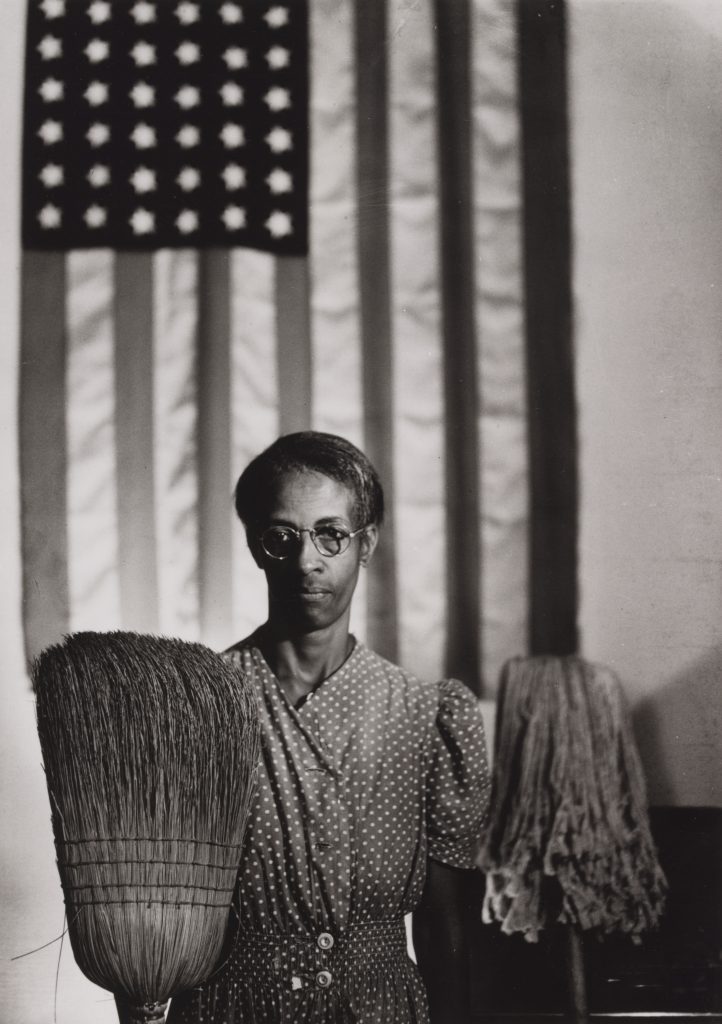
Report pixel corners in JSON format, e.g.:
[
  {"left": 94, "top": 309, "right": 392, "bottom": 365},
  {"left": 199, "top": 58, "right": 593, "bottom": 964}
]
[{"left": 297, "top": 530, "right": 321, "bottom": 570}]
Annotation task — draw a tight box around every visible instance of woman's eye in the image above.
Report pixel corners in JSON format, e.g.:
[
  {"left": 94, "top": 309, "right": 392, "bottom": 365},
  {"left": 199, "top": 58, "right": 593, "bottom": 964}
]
[{"left": 319, "top": 527, "right": 345, "bottom": 541}]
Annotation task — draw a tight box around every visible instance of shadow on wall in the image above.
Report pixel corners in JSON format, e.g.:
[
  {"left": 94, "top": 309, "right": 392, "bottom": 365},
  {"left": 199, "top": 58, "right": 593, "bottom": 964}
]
[{"left": 633, "top": 643, "right": 722, "bottom": 807}]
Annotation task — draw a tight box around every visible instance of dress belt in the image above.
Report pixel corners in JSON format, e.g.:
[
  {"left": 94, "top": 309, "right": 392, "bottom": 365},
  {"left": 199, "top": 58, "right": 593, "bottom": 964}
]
[{"left": 232, "top": 918, "right": 409, "bottom": 992}]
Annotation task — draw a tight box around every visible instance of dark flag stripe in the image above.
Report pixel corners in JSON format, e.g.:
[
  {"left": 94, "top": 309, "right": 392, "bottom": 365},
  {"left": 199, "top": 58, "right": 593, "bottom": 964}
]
[
  {"left": 197, "top": 249, "right": 233, "bottom": 649},
  {"left": 517, "top": 0, "right": 578, "bottom": 656},
  {"left": 434, "top": 0, "right": 483, "bottom": 693},
  {"left": 19, "top": 250, "right": 69, "bottom": 665},
  {"left": 275, "top": 255, "right": 313, "bottom": 435},
  {"left": 114, "top": 252, "right": 159, "bottom": 633},
  {"left": 355, "top": 0, "right": 398, "bottom": 664}
]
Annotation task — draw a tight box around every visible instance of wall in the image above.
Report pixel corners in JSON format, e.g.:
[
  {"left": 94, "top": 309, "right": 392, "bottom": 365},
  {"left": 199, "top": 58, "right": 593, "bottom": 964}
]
[{"left": 571, "top": 0, "right": 722, "bottom": 807}]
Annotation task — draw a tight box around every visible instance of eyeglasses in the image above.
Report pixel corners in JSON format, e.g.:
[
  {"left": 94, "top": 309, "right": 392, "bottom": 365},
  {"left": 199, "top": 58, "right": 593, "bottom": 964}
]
[{"left": 259, "top": 524, "right": 368, "bottom": 560}]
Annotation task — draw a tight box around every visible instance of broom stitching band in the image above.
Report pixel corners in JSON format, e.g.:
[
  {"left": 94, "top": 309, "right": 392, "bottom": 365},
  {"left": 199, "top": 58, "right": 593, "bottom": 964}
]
[
  {"left": 64, "top": 882, "right": 238, "bottom": 892},
  {"left": 65, "top": 896, "right": 234, "bottom": 908},
  {"left": 58, "top": 837, "right": 244, "bottom": 850},
  {"left": 61, "top": 857, "right": 240, "bottom": 870}
]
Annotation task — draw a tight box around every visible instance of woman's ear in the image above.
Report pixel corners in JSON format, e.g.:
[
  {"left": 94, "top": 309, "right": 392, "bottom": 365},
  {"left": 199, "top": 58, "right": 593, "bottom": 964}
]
[
  {"left": 247, "top": 530, "right": 265, "bottom": 569},
  {"left": 359, "top": 524, "right": 379, "bottom": 567}
]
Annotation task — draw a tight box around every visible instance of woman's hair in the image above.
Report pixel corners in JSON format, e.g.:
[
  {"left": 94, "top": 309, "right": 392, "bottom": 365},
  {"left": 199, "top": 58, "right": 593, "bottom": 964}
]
[{"left": 234, "top": 431, "right": 385, "bottom": 530}]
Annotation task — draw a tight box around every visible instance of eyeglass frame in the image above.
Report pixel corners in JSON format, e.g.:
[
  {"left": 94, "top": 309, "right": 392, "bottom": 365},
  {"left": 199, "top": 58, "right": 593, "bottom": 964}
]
[{"left": 258, "top": 523, "right": 370, "bottom": 561}]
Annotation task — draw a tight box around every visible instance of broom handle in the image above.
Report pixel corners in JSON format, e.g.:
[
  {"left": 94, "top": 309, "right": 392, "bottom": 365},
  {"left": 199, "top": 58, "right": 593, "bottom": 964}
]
[
  {"left": 115, "top": 996, "right": 169, "bottom": 1024},
  {"left": 564, "top": 925, "right": 589, "bottom": 1021}
]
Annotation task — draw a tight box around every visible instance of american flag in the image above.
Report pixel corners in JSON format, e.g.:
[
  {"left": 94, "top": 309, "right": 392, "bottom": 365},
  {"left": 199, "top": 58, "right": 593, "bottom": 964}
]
[{"left": 20, "top": 0, "right": 577, "bottom": 693}]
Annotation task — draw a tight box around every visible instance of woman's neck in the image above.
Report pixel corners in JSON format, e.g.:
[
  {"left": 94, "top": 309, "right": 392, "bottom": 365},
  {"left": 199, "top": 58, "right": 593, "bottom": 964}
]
[{"left": 256, "top": 621, "right": 355, "bottom": 705}]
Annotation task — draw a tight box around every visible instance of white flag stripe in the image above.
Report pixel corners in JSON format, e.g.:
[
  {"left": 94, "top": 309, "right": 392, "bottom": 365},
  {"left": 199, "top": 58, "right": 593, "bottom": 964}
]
[
  {"left": 389, "top": 0, "right": 447, "bottom": 680},
  {"left": 229, "top": 249, "right": 278, "bottom": 641},
  {"left": 65, "top": 249, "right": 121, "bottom": 632},
  {"left": 309, "top": 0, "right": 363, "bottom": 451},
  {"left": 308, "top": 0, "right": 368, "bottom": 644},
  {"left": 153, "top": 249, "right": 201, "bottom": 640},
  {"left": 472, "top": 0, "right": 529, "bottom": 688}
]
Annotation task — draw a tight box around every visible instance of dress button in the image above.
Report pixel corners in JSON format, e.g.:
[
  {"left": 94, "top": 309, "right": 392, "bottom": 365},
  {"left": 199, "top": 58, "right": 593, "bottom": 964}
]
[
  {"left": 317, "top": 932, "right": 334, "bottom": 951},
  {"left": 315, "top": 970, "right": 333, "bottom": 989}
]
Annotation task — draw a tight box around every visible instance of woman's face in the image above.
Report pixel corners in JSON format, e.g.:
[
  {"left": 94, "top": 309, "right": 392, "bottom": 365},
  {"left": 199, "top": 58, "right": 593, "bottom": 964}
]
[{"left": 252, "top": 469, "right": 378, "bottom": 635}]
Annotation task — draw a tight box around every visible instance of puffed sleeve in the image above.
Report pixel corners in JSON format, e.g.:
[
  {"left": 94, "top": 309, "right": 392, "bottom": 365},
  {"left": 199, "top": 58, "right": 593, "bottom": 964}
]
[{"left": 425, "top": 677, "right": 491, "bottom": 869}]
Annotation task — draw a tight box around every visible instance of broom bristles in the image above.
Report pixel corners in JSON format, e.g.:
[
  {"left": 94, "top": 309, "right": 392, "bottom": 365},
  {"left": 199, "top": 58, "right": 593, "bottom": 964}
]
[
  {"left": 33, "top": 631, "right": 260, "bottom": 1005},
  {"left": 478, "top": 655, "right": 667, "bottom": 942}
]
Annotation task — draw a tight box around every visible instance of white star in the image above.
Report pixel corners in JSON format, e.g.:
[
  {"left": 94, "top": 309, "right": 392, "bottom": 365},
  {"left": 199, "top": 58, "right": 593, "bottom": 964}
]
[
  {"left": 175, "top": 85, "right": 200, "bottom": 109},
  {"left": 38, "top": 203, "right": 61, "bottom": 228},
  {"left": 87, "top": 1, "right": 111, "bottom": 24},
  {"left": 222, "top": 46, "right": 247, "bottom": 70},
  {"left": 87, "top": 164, "right": 110, "bottom": 187},
  {"left": 266, "top": 46, "right": 290, "bottom": 70},
  {"left": 130, "top": 82, "right": 155, "bottom": 108},
  {"left": 176, "top": 124, "right": 200, "bottom": 148},
  {"left": 265, "top": 126, "right": 292, "bottom": 153},
  {"left": 176, "top": 41, "right": 200, "bottom": 65},
  {"left": 130, "top": 2, "right": 156, "bottom": 24},
  {"left": 131, "top": 123, "right": 156, "bottom": 148},
  {"left": 85, "top": 38, "right": 110, "bottom": 63},
  {"left": 84, "top": 80, "right": 109, "bottom": 105},
  {"left": 266, "top": 167, "right": 292, "bottom": 194},
  {"left": 219, "top": 2, "right": 242, "bottom": 23},
  {"left": 222, "top": 163, "right": 246, "bottom": 189},
  {"left": 265, "top": 6, "right": 289, "bottom": 28},
  {"left": 131, "top": 41, "right": 156, "bottom": 66},
  {"left": 84, "top": 204, "right": 107, "bottom": 227},
  {"left": 39, "top": 163, "right": 63, "bottom": 187},
  {"left": 86, "top": 122, "right": 110, "bottom": 146},
  {"left": 264, "top": 87, "right": 290, "bottom": 112},
  {"left": 176, "top": 209, "right": 199, "bottom": 233},
  {"left": 265, "top": 210, "right": 292, "bottom": 238},
  {"left": 219, "top": 82, "right": 243, "bottom": 106},
  {"left": 130, "top": 166, "right": 156, "bottom": 193},
  {"left": 38, "top": 35, "right": 62, "bottom": 60},
  {"left": 130, "top": 208, "right": 155, "bottom": 235},
  {"left": 175, "top": 2, "right": 199, "bottom": 23},
  {"left": 39, "top": 78, "right": 63, "bottom": 102},
  {"left": 38, "top": 119, "right": 63, "bottom": 144},
  {"left": 40, "top": 0, "right": 65, "bottom": 18},
  {"left": 220, "top": 123, "right": 244, "bottom": 148},
  {"left": 222, "top": 205, "right": 246, "bottom": 230},
  {"left": 177, "top": 166, "right": 201, "bottom": 191}
]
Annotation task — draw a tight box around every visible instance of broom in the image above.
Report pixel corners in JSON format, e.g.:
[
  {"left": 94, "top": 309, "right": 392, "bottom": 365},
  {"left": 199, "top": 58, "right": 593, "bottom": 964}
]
[{"left": 33, "top": 631, "right": 260, "bottom": 1024}]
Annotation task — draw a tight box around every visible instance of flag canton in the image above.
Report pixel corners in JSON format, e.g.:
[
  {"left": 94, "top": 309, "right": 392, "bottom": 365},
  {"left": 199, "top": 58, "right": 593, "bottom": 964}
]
[{"left": 22, "top": 0, "right": 309, "bottom": 254}]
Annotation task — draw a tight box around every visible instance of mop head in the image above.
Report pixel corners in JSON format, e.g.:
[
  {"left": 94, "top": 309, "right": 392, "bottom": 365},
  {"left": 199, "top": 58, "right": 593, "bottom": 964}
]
[
  {"left": 477, "top": 655, "right": 667, "bottom": 942},
  {"left": 33, "top": 631, "right": 260, "bottom": 1012}
]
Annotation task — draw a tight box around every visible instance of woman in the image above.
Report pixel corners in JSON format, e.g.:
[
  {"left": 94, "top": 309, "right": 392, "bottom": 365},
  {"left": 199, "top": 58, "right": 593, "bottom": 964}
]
[{"left": 168, "top": 431, "right": 490, "bottom": 1024}]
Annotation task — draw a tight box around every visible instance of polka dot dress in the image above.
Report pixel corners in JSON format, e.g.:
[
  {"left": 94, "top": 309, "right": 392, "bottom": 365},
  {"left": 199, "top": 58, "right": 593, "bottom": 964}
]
[{"left": 167, "top": 639, "right": 490, "bottom": 1024}]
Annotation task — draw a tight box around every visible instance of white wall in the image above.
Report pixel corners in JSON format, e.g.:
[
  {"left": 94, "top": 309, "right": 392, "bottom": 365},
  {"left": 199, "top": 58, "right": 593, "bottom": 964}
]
[{"left": 571, "top": 0, "right": 722, "bottom": 805}]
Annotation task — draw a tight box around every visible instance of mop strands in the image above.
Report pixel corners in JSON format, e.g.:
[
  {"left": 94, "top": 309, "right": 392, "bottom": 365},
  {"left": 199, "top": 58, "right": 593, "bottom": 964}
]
[
  {"left": 478, "top": 655, "right": 667, "bottom": 944},
  {"left": 33, "top": 631, "right": 260, "bottom": 1024}
]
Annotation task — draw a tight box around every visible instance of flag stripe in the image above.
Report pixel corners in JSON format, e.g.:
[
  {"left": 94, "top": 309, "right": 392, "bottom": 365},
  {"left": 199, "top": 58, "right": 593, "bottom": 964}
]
[
  {"left": 389, "top": 0, "right": 447, "bottom": 682},
  {"left": 19, "top": 250, "right": 69, "bottom": 664},
  {"left": 276, "top": 255, "right": 313, "bottom": 434},
  {"left": 114, "top": 252, "right": 159, "bottom": 633},
  {"left": 153, "top": 250, "right": 200, "bottom": 640},
  {"left": 355, "top": 0, "right": 399, "bottom": 662},
  {"left": 66, "top": 249, "right": 120, "bottom": 632},
  {"left": 517, "top": 0, "right": 578, "bottom": 655},
  {"left": 197, "top": 249, "right": 234, "bottom": 650},
  {"left": 472, "top": 0, "right": 529, "bottom": 689},
  {"left": 434, "top": 0, "right": 483, "bottom": 691},
  {"left": 229, "top": 249, "right": 278, "bottom": 641},
  {"left": 308, "top": 0, "right": 367, "bottom": 645}
]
